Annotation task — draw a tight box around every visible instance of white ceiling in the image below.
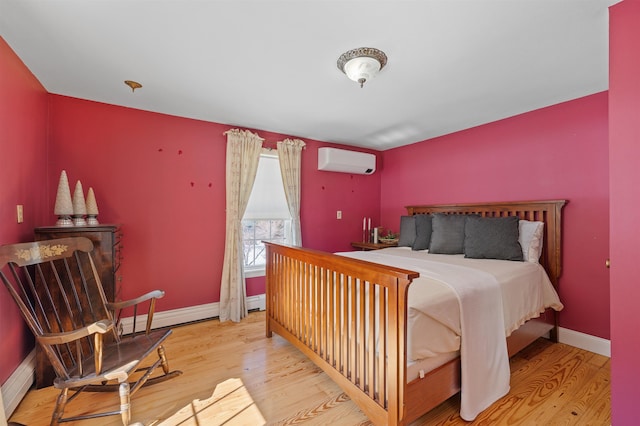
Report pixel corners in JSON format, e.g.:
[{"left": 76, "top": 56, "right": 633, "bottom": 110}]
[{"left": 0, "top": 0, "right": 616, "bottom": 150}]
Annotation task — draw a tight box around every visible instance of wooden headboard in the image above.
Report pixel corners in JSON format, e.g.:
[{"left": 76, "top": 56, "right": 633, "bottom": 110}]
[{"left": 405, "top": 200, "right": 567, "bottom": 288}]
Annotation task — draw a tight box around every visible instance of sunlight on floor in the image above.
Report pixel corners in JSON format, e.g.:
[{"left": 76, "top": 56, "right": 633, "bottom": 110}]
[{"left": 152, "top": 378, "right": 266, "bottom": 426}]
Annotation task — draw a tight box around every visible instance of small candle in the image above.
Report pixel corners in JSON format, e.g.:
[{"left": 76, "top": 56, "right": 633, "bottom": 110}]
[
  {"left": 368, "top": 217, "right": 371, "bottom": 231},
  {"left": 363, "top": 217, "right": 366, "bottom": 230}
]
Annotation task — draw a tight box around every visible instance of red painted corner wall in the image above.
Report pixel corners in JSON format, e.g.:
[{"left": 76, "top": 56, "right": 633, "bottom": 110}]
[
  {"left": 609, "top": 1, "right": 640, "bottom": 424},
  {"left": 47, "top": 95, "right": 381, "bottom": 310},
  {"left": 381, "top": 92, "right": 610, "bottom": 340},
  {"left": 0, "top": 37, "right": 49, "bottom": 384},
  {"left": 48, "top": 96, "right": 229, "bottom": 310}
]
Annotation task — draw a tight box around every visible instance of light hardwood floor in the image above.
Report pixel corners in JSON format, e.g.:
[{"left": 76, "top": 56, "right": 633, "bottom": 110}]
[{"left": 9, "top": 311, "right": 610, "bottom": 425}]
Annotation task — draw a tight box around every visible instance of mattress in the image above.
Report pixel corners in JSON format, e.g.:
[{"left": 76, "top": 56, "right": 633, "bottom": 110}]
[{"left": 340, "top": 247, "right": 563, "bottom": 362}]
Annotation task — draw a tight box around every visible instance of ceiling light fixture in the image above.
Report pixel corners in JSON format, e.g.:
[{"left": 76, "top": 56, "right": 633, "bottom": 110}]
[
  {"left": 337, "top": 47, "right": 387, "bottom": 88},
  {"left": 124, "top": 80, "right": 142, "bottom": 92}
]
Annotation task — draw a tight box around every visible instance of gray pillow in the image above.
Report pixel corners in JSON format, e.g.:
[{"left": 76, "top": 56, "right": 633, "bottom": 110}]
[
  {"left": 412, "top": 214, "right": 432, "bottom": 250},
  {"left": 397, "top": 216, "right": 416, "bottom": 247},
  {"left": 429, "top": 214, "right": 467, "bottom": 254},
  {"left": 464, "top": 215, "right": 524, "bottom": 261}
]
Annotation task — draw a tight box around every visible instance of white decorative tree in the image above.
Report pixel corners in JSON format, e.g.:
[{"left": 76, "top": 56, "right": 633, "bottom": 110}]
[
  {"left": 85, "top": 187, "right": 99, "bottom": 225},
  {"left": 54, "top": 170, "right": 73, "bottom": 226},
  {"left": 72, "top": 180, "right": 87, "bottom": 226}
]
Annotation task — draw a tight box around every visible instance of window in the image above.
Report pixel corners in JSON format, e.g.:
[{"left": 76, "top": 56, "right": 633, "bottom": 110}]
[{"left": 242, "top": 151, "right": 291, "bottom": 276}]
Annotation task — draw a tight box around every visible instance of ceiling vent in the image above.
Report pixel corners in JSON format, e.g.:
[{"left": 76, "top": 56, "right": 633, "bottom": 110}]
[{"left": 318, "top": 147, "right": 376, "bottom": 175}]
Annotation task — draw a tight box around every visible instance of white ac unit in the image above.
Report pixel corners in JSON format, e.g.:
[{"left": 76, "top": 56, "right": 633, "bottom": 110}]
[{"left": 317, "top": 147, "right": 376, "bottom": 175}]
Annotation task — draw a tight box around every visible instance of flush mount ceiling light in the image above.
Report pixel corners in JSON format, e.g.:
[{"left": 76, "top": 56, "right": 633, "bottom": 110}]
[
  {"left": 124, "top": 80, "right": 142, "bottom": 92},
  {"left": 337, "top": 47, "right": 387, "bottom": 88}
]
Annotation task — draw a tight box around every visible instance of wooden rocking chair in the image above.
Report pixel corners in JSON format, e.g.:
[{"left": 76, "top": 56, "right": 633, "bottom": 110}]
[{"left": 0, "top": 237, "right": 182, "bottom": 425}]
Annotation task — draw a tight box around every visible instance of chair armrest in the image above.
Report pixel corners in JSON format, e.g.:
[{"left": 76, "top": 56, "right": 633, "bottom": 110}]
[
  {"left": 106, "top": 290, "right": 165, "bottom": 311},
  {"left": 38, "top": 320, "right": 114, "bottom": 377},
  {"left": 107, "top": 290, "right": 165, "bottom": 336},
  {"left": 37, "top": 319, "right": 114, "bottom": 346}
]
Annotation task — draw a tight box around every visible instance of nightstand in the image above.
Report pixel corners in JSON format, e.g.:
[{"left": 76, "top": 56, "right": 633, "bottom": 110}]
[{"left": 351, "top": 241, "right": 398, "bottom": 251}]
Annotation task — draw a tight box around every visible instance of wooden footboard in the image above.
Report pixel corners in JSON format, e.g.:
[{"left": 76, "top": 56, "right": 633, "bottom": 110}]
[{"left": 265, "top": 242, "right": 419, "bottom": 426}]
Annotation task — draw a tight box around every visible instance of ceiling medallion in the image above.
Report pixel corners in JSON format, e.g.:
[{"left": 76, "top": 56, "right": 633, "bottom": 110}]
[
  {"left": 337, "top": 47, "right": 388, "bottom": 88},
  {"left": 124, "top": 80, "right": 142, "bottom": 92}
]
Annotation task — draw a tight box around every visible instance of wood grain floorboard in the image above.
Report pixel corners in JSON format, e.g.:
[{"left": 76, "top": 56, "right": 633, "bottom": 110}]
[{"left": 9, "top": 311, "right": 610, "bottom": 425}]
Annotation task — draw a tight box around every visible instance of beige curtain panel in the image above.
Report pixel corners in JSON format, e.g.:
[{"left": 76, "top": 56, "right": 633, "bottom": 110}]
[
  {"left": 277, "top": 138, "right": 305, "bottom": 246},
  {"left": 219, "top": 129, "right": 264, "bottom": 322}
]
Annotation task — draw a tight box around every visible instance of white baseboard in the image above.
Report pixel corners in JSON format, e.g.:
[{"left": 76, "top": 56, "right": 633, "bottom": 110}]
[
  {"left": 248, "top": 293, "right": 266, "bottom": 312},
  {"left": 1, "top": 349, "right": 35, "bottom": 418},
  {"left": 119, "top": 293, "right": 266, "bottom": 334},
  {"left": 558, "top": 327, "right": 611, "bottom": 357}
]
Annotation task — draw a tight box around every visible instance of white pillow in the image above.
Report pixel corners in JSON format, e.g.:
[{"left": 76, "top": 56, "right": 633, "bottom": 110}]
[{"left": 519, "top": 220, "right": 544, "bottom": 263}]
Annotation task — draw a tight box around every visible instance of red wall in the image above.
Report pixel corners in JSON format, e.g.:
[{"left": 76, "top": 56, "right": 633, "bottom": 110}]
[
  {"left": 0, "top": 37, "right": 49, "bottom": 384},
  {"left": 380, "top": 92, "right": 610, "bottom": 339},
  {"left": 47, "top": 95, "right": 381, "bottom": 308},
  {"left": 609, "top": 1, "right": 640, "bottom": 424}
]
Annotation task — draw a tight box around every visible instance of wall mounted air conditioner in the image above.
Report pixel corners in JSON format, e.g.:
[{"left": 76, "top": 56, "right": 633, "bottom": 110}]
[{"left": 317, "top": 147, "right": 376, "bottom": 175}]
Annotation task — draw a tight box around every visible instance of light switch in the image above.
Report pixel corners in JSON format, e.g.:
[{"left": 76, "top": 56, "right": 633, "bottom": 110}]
[
  {"left": 336, "top": 210, "right": 342, "bottom": 219},
  {"left": 16, "top": 205, "right": 24, "bottom": 223}
]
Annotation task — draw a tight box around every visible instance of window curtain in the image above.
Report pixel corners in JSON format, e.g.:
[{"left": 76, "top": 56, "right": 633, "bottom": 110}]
[
  {"left": 277, "top": 138, "right": 306, "bottom": 246},
  {"left": 220, "top": 129, "right": 264, "bottom": 322}
]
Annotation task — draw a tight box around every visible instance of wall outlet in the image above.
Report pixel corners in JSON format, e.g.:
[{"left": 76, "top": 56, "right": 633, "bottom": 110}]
[
  {"left": 16, "top": 205, "right": 24, "bottom": 223},
  {"left": 336, "top": 210, "right": 342, "bottom": 219}
]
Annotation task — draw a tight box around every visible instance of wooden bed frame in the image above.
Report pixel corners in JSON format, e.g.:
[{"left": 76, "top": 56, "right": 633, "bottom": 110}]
[{"left": 265, "top": 200, "right": 566, "bottom": 425}]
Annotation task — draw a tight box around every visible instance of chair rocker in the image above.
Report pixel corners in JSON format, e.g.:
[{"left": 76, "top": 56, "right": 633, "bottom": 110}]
[{"left": 0, "top": 237, "right": 182, "bottom": 425}]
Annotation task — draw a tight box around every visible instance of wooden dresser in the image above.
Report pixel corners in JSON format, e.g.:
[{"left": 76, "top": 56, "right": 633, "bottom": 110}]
[{"left": 34, "top": 224, "right": 122, "bottom": 388}]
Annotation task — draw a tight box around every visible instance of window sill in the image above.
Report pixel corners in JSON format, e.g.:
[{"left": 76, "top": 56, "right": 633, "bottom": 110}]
[{"left": 245, "top": 268, "right": 265, "bottom": 278}]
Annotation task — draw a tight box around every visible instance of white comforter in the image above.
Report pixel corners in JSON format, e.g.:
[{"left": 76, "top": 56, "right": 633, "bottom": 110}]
[{"left": 339, "top": 247, "right": 563, "bottom": 421}]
